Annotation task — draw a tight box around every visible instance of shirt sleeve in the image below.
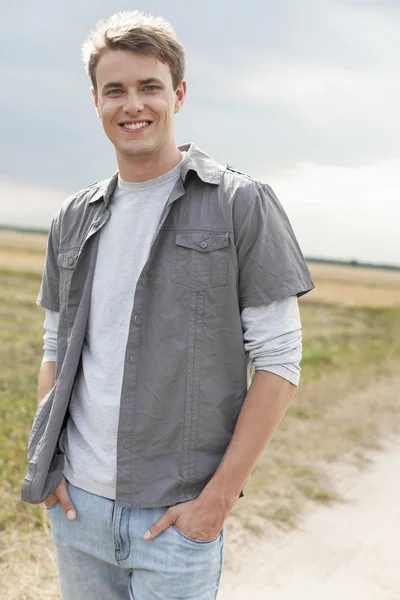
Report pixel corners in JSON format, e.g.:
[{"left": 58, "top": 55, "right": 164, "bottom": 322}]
[
  {"left": 241, "top": 296, "right": 302, "bottom": 387},
  {"left": 236, "top": 181, "right": 315, "bottom": 310},
  {"left": 36, "top": 210, "right": 61, "bottom": 311},
  {"left": 41, "top": 309, "right": 60, "bottom": 364}
]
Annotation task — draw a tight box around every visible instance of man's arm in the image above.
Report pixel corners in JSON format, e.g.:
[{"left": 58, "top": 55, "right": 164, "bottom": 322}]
[
  {"left": 38, "top": 308, "right": 58, "bottom": 404},
  {"left": 200, "top": 297, "right": 301, "bottom": 508},
  {"left": 201, "top": 370, "right": 295, "bottom": 506},
  {"left": 39, "top": 309, "right": 77, "bottom": 519},
  {"left": 144, "top": 369, "right": 296, "bottom": 542},
  {"left": 37, "top": 361, "right": 56, "bottom": 405}
]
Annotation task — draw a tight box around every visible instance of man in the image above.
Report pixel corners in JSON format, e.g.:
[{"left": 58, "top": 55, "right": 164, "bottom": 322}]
[{"left": 22, "top": 10, "right": 314, "bottom": 600}]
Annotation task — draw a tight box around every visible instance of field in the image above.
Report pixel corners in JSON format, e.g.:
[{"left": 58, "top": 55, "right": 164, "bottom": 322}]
[
  {"left": 306, "top": 262, "right": 400, "bottom": 307},
  {"left": 1, "top": 229, "right": 400, "bottom": 598}
]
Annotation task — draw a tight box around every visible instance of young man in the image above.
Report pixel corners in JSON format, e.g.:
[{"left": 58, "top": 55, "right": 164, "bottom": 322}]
[{"left": 22, "top": 10, "right": 314, "bottom": 600}]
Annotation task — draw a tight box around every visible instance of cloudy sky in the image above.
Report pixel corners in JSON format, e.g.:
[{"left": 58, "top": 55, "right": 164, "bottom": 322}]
[{"left": 1, "top": 0, "right": 399, "bottom": 264}]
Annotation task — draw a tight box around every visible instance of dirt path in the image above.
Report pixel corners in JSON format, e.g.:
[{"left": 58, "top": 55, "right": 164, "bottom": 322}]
[{"left": 218, "top": 439, "right": 400, "bottom": 599}]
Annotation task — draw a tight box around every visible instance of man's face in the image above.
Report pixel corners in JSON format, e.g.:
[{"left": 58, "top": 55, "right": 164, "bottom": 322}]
[{"left": 93, "top": 50, "right": 186, "bottom": 160}]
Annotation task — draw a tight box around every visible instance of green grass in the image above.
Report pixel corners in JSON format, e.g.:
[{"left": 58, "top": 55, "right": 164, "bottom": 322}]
[
  {"left": 300, "top": 304, "right": 400, "bottom": 382},
  {"left": 0, "top": 272, "right": 45, "bottom": 530},
  {"left": 1, "top": 271, "right": 400, "bottom": 533}
]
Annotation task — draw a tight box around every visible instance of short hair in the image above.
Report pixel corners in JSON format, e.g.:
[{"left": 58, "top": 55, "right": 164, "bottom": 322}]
[{"left": 82, "top": 11, "right": 185, "bottom": 92}]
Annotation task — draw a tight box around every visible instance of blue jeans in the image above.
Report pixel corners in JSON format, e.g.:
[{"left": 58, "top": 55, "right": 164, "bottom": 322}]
[{"left": 47, "top": 482, "right": 225, "bottom": 600}]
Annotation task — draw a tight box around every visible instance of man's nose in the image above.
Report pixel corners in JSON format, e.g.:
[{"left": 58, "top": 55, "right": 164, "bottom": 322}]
[{"left": 123, "top": 90, "right": 144, "bottom": 113}]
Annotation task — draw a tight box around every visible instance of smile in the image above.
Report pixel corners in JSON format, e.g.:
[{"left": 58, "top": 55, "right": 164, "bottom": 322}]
[{"left": 119, "top": 121, "right": 151, "bottom": 131}]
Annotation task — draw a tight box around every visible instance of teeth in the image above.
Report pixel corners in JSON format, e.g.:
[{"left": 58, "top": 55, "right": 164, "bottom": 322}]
[{"left": 122, "top": 121, "right": 150, "bottom": 130}]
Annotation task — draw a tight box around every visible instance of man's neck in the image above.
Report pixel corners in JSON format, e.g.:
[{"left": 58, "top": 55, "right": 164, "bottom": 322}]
[{"left": 117, "top": 145, "right": 183, "bottom": 183}]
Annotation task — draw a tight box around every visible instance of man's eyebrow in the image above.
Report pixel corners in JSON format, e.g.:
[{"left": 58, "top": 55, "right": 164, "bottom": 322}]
[
  {"left": 102, "top": 81, "right": 124, "bottom": 91},
  {"left": 138, "top": 78, "right": 164, "bottom": 85}
]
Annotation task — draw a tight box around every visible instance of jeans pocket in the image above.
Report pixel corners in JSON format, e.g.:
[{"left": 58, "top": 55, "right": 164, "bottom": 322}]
[
  {"left": 45, "top": 499, "right": 60, "bottom": 511},
  {"left": 171, "top": 523, "right": 222, "bottom": 545}
]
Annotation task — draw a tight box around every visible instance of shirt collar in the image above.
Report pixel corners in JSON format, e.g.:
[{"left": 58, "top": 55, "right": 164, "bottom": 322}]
[
  {"left": 178, "top": 142, "right": 222, "bottom": 185},
  {"left": 88, "top": 143, "right": 221, "bottom": 206}
]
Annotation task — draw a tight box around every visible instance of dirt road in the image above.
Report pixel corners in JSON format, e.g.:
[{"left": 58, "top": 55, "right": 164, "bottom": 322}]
[{"left": 218, "top": 440, "right": 400, "bottom": 599}]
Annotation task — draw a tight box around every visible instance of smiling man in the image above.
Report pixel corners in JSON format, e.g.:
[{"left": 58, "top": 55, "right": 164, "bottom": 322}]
[{"left": 21, "top": 10, "right": 314, "bottom": 600}]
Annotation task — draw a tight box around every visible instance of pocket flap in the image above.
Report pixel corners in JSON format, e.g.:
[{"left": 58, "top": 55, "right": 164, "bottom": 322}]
[
  {"left": 57, "top": 250, "right": 79, "bottom": 269},
  {"left": 175, "top": 232, "right": 229, "bottom": 253}
]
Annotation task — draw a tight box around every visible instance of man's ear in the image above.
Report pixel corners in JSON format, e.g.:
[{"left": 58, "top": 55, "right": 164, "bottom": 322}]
[
  {"left": 91, "top": 87, "right": 101, "bottom": 118},
  {"left": 174, "top": 80, "right": 187, "bottom": 114}
]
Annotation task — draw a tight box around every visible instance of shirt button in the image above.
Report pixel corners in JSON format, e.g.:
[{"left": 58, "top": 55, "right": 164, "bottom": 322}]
[
  {"left": 130, "top": 355, "right": 134, "bottom": 363},
  {"left": 68, "top": 257, "right": 74, "bottom": 266},
  {"left": 200, "top": 241, "right": 208, "bottom": 249},
  {"left": 133, "top": 313, "right": 138, "bottom": 322}
]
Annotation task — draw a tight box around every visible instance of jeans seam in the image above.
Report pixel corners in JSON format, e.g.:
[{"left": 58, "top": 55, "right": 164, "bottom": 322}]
[{"left": 214, "top": 529, "right": 225, "bottom": 599}]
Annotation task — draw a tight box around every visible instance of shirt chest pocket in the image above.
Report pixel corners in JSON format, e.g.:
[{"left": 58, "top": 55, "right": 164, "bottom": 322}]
[
  {"left": 171, "top": 231, "right": 230, "bottom": 289},
  {"left": 57, "top": 248, "right": 79, "bottom": 300}
]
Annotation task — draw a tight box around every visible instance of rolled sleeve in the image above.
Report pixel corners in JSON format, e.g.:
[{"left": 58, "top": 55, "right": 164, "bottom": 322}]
[
  {"left": 236, "top": 182, "right": 315, "bottom": 310},
  {"left": 36, "top": 211, "right": 61, "bottom": 311},
  {"left": 242, "top": 297, "right": 303, "bottom": 387},
  {"left": 41, "top": 309, "right": 59, "bottom": 364}
]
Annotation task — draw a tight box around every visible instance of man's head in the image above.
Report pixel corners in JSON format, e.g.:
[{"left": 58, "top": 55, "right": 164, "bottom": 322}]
[
  {"left": 82, "top": 11, "right": 186, "bottom": 171},
  {"left": 82, "top": 11, "right": 185, "bottom": 94}
]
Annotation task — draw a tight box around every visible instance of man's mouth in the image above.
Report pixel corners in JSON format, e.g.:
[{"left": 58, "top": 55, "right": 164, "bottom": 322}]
[{"left": 119, "top": 121, "right": 151, "bottom": 131}]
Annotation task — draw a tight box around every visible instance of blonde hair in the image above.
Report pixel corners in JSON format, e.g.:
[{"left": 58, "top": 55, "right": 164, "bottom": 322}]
[{"left": 82, "top": 11, "right": 185, "bottom": 91}]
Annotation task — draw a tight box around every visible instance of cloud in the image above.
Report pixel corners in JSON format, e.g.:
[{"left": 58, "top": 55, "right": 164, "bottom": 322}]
[
  {"left": 222, "top": 63, "right": 400, "bottom": 167},
  {"left": 0, "top": 178, "right": 70, "bottom": 229},
  {"left": 267, "top": 159, "right": 400, "bottom": 266}
]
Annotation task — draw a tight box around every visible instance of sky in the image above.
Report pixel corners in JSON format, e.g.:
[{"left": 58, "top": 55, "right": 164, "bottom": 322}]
[{"left": 1, "top": 0, "right": 399, "bottom": 265}]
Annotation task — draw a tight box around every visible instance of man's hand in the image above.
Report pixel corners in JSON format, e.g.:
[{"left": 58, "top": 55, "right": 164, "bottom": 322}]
[
  {"left": 143, "top": 494, "right": 230, "bottom": 542},
  {"left": 44, "top": 475, "right": 77, "bottom": 520}
]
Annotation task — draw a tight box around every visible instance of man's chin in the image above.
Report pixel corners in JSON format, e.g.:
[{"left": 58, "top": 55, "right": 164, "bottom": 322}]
[{"left": 117, "top": 142, "right": 156, "bottom": 159}]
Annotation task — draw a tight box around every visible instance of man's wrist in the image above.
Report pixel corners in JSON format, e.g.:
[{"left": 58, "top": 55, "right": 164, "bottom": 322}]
[{"left": 199, "top": 475, "right": 241, "bottom": 513}]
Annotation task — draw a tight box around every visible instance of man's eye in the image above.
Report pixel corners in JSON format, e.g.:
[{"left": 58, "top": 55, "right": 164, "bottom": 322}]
[
  {"left": 143, "top": 85, "right": 160, "bottom": 91},
  {"left": 107, "top": 89, "right": 123, "bottom": 95}
]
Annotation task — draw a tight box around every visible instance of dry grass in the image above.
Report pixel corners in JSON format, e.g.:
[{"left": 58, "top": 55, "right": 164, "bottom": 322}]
[
  {"left": 309, "top": 262, "right": 400, "bottom": 287},
  {"left": 305, "top": 279, "right": 400, "bottom": 307},
  {"left": 0, "top": 250, "right": 45, "bottom": 276},
  {"left": 0, "top": 230, "right": 46, "bottom": 276},
  {"left": 0, "top": 230, "right": 47, "bottom": 253},
  {"left": 0, "top": 525, "right": 58, "bottom": 600},
  {"left": 307, "top": 262, "right": 400, "bottom": 307}
]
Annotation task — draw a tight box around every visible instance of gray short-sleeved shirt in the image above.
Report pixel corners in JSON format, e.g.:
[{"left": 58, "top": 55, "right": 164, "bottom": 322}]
[{"left": 21, "top": 143, "right": 314, "bottom": 507}]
